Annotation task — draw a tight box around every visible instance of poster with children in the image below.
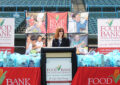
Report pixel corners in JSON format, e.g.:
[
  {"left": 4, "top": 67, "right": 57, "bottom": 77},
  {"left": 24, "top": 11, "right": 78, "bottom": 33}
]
[
  {"left": 68, "top": 34, "right": 88, "bottom": 54},
  {"left": 68, "top": 12, "right": 88, "bottom": 33},
  {"left": 25, "top": 34, "right": 46, "bottom": 54},
  {"left": 26, "top": 12, "right": 46, "bottom": 33}
]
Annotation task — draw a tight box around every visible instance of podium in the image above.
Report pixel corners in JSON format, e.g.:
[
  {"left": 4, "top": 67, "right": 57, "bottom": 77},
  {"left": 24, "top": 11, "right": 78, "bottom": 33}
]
[{"left": 41, "top": 47, "right": 77, "bottom": 85}]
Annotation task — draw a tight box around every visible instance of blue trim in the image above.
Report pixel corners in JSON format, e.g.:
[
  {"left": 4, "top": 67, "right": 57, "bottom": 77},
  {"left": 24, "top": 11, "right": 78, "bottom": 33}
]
[
  {"left": 87, "top": 5, "right": 120, "bottom": 7},
  {"left": 2, "top": 7, "right": 4, "bottom": 11},
  {"left": 56, "top": 7, "right": 58, "bottom": 11},
  {"left": 16, "top": 7, "right": 18, "bottom": 11},
  {"left": 29, "top": 7, "right": 31, "bottom": 11},
  {"left": 101, "top": 7, "right": 103, "bottom": 17}
]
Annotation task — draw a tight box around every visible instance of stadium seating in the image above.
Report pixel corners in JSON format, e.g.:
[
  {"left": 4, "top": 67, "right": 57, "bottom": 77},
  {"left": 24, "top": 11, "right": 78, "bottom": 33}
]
[
  {"left": 0, "top": 12, "right": 25, "bottom": 33},
  {"left": 84, "top": 0, "right": 120, "bottom": 11},
  {"left": 0, "top": 0, "right": 71, "bottom": 11},
  {"left": 88, "top": 12, "right": 119, "bottom": 34},
  {"left": 85, "top": 0, "right": 120, "bottom": 6}
]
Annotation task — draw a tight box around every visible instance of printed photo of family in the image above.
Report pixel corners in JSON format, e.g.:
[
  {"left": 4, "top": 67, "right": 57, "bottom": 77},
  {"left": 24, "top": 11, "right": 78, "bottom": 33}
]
[
  {"left": 26, "top": 12, "right": 46, "bottom": 33},
  {"left": 69, "top": 34, "right": 88, "bottom": 54},
  {"left": 68, "top": 12, "right": 88, "bottom": 33},
  {"left": 26, "top": 34, "right": 46, "bottom": 54}
]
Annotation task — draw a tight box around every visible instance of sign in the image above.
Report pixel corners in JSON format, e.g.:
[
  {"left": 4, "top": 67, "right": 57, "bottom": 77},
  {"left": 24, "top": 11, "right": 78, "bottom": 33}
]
[
  {"left": 46, "top": 58, "right": 72, "bottom": 85},
  {"left": 0, "top": 67, "right": 41, "bottom": 85},
  {"left": 72, "top": 67, "right": 120, "bottom": 85},
  {"left": 0, "top": 18, "right": 15, "bottom": 53},
  {"left": 98, "top": 19, "right": 120, "bottom": 54},
  {"left": 47, "top": 12, "right": 67, "bottom": 33}
]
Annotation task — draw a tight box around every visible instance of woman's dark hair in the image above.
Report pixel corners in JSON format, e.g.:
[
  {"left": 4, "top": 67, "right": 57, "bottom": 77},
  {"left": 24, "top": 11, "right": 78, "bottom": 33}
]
[
  {"left": 37, "top": 35, "right": 42, "bottom": 40},
  {"left": 30, "top": 35, "right": 37, "bottom": 41},
  {"left": 55, "top": 28, "right": 65, "bottom": 39}
]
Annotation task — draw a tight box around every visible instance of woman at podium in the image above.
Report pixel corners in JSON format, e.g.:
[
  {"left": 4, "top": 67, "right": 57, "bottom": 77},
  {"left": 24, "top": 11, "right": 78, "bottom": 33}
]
[{"left": 52, "top": 28, "right": 70, "bottom": 47}]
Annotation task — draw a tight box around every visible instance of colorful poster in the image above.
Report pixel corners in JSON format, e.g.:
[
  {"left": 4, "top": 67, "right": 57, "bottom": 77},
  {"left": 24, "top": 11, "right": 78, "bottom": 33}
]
[
  {"left": 46, "top": 58, "right": 72, "bottom": 85},
  {"left": 47, "top": 12, "right": 67, "bottom": 33},
  {"left": 47, "top": 34, "right": 67, "bottom": 47},
  {"left": 98, "top": 19, "right": 120, "bottom": 54},
  {"left": 25, "top": 34, "right": 46, "bottom": 54},
  {"left": 68, "top": 12, "right": 88, "bottom": 33},
  {"left": 0, "top": 18, "right": 15, "bottom": 53},
  {"left": 26, "top": 12, "right": 46, "bottom": 33},
  {"left": 68, "top": 34, "right": 88, "bottom": 54}
]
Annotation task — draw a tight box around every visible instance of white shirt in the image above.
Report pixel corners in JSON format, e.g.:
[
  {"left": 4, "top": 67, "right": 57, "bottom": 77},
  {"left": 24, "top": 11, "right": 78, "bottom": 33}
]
[
  {"left": 26, "top": 43, "right": 32, "bottom": 54},
  {"left": 36, "top": 41, "right": 43, "bottom": 52}
]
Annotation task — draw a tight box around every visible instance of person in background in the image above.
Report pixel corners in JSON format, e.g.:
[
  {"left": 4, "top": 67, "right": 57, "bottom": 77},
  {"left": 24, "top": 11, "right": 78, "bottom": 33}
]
[
  {"left": 68, "top": 13, "right": 77, "bottom": 33},
  {"left": 71, "top": 35, "right": 86, "bottom": 54},
  {"left": 37, "top": 13, "right": 46, "bottom": 33},
  {"left": 26, "top": 34, "right": 32, "bottom": 54},
  {"left": 29, "top": 15, "right": 35, "bottom": 27},
  {"left": 36, "top": 35, "right": 43, "bottom": 53},
  {"left": 42, "top": 38, "right": 46, "bottom": 47},
  {"left": 73, "top": 13, "right": 88, "bottom": 33},
  {"left": 52, "top": 28, "right": 70, "bottom": 47},
  {"left": 26, "top": 35, "right": 37, "bottom": 54},
  {"left": 26, "top": 34, "right": 31, "bottom": 51},
  {"left": 71, "top": 35, "right": 86, "bottom": 48},
  {"left": 30, "top": 35, "right": 37, "bottom": 54}
]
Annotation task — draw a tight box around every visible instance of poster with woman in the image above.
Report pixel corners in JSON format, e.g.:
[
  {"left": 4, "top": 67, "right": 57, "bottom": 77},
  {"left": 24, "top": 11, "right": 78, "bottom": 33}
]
[
  {"left": 68, "top": 34, "right": 88, "bottom": 54},
  {"left": 25, "top": 34, "right": 46, "bottom": 54},
  {"left": 68, "top": 12, "right": 88, "bottom": 33},
  {"left": 26, "top": 12, "right": 46, "bottom": 33}
]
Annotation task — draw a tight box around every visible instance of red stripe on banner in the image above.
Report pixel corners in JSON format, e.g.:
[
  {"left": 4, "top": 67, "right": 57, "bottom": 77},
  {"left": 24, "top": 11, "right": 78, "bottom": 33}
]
[
  {"left": 47, "top": 81, "right": 72, "bottom": 83},
  {"left": 0, "top": 47, "right": 14, "bottom": 53},
  {"left": 98, "top": 48, "right": 120, "bottom": 54}
]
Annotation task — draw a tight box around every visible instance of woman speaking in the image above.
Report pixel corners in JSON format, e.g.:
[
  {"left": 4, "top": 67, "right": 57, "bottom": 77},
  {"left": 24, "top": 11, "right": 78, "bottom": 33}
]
[{"left": 52, "top": 28, "right": 70, "bottom": 47}]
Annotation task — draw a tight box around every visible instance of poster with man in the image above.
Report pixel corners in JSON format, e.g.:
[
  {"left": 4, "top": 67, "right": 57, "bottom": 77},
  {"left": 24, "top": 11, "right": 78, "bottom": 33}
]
[
  {"left": 25, "top": 34, "right": 46, "bottom": 54},
  {"left": 26, "top": 12, "right": 46, "bottom": 33},
  {"left": 68, "top": 34, "right": 88, "bottom": 54},
  {"left": 68, "top": 12, "right": 88, "bottom": 33}
]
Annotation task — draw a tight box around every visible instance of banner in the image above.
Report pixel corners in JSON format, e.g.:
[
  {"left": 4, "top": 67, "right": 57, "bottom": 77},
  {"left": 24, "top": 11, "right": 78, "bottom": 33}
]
[
  {"left": 0, "top": 67, "right": 41, "bottom": 85},
  {"left": 47, "top": 12, "right": 67, "bottom": 33},
  {"left": 68, "top": 12, "right": 88, "bottom": 33},
  {"left": 46, "top": 58, "right": 72, "bottom": 85},
  {"left": 72, "top": 67, "right": 120, "bottom": 85},
  {"left": 0, "top": 18, "right": 15, "bottom": 53},
  {"left": 25, "top": 34, "right": 46, "bottom": 54},
  {"left": 26, "top": 12, "right": 46, "bottom": 33},
  {"left": 98, "top": 19, "right": 120, "bottom": 54}
]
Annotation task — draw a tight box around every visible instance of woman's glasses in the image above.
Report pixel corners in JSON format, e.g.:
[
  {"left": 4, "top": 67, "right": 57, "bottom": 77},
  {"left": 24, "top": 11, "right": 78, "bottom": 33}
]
[{"left": 59, "top": 30, "right": 64, "bottom": 32}]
